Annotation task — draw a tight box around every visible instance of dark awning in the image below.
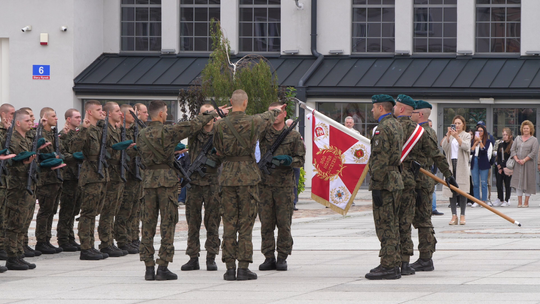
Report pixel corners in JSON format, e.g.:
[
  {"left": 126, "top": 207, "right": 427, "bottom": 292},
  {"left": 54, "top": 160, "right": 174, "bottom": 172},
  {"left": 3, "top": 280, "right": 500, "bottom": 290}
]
[{"left": 74, "top": 53, "right": 540, "bottom": 98}]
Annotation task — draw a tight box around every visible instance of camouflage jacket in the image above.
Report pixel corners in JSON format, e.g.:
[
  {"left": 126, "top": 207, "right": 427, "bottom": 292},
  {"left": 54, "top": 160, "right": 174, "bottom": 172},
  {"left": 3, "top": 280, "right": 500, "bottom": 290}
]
[
  {"left": 187, "top": 127, "right": 222, "bottom": 186},
  {"left": 259, "top": 126, "right": 305, "bottom": 188},
  {"left": 106, "top": 122, "right": 124, "bottom": 183},
  {"left": 60, "top": 128, "right": 79, "bottom": 181},
  {"left": 71, "top": 120, "right": 110, "bottom": 185},
  {"left": 0, "top": 122, "right": 7, "bottom": 188},
  {"left": 213, "top": 109, "right": 280, "bottom": 187},
  {"left": 368, "top": 114, "right": 404, "bottom": 191},
  {"left": 6, "top": 131, "right": 33, "bottom": 190},
  {"left": 124, "top": 124, "right": 142, "bottom": 181},
  {"left": 37, "top": 128, "right": 63, "bottom": 186},
  {"left": 138, "top": 113, "right": 216, "bottom": 189},
  {"left": 419, "top": 122, "right": 452, "bottom": 189}
]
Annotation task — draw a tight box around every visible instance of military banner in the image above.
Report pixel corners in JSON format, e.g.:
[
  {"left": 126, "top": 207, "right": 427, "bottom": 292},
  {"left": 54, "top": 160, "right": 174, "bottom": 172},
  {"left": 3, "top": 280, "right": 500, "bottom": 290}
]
[{"left": 305, "top": 105, "right": 371, "bottom": 215}]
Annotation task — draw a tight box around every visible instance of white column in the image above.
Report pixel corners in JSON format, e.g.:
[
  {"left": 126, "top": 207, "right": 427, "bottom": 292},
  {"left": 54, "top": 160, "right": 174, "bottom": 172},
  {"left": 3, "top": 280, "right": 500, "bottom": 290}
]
[
  {"left": 521, "top": 0, "right": 540, "bottom": 55},
  {"left": 0, "top": 39, "right": 8, "bottom": 104},
  {"left": 318, "top": 0, "right": 351, "bottom": 55},
  {"left": 221, "top": 0, "right": 238, "bottom": 54},
  {"left": 162, "top": 0, "right": 179, "bottom": 52},
  {"left": 395, "top": 0, "right": 413, "bottom": 54},
  {"left": 456, "top": 0, "right": 475, "bottom": 54},
  {"left": 103, "top": 0, "right": 120, "bottom": 53},
  {"left": 280, "top": 0, "right": 311, "bottom": 55}
]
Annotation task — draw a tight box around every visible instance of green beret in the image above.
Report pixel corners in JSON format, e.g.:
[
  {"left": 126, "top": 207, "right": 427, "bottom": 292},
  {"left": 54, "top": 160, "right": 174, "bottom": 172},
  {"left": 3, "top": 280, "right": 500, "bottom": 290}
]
[
  {"left": 0, "top": 149, "right": 7, "bottom": 155},
  {"left": 112, "top": 140, "right": 134, "bottom": 151},
  {"left": 13, "top": 151, "right": 36, "bottom": 162},
  {"left": 40, "top": 152, "right": 56, "bottom": 161},
  {"left": 40, "top": 158, "right": 63, "bottom": 168},
  {"left": 371, "top": 94, "right": 395, "bottom": 106},
  {"left": 396, "top": 94, "right": 416, "bottom": 109},
  {"left": 37, "top": 138, "right": 47, "bottom": 147},
  {"left": 175, "top": 143, "right": 186, "bottom": 151},
  {"left": 415, "top": 100, "right": 432, "bottom": 110},
  {"left": 73, "top": 152, "right": 85, "bottom": 160}
]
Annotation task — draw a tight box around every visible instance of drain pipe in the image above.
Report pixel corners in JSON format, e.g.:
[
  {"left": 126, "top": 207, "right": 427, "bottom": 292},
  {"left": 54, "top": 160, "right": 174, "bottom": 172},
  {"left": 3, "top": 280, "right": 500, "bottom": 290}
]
[{"left": 297, "top": 0, "right": 324, "bottom": 138}]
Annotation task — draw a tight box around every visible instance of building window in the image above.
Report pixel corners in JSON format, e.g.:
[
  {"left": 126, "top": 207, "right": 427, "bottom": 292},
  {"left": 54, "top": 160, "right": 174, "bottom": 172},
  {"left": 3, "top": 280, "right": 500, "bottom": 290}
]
[
  {"left": 121, "top": 0, "right": 162, "bottom": 52},
  {"left": 180, "top": 0, "right": 220, "bottom": 52},
  {"left": 413, "top": 0, "right": 457, "bottom": 53},
  {"left": 317, "top": 102, "right": 377, "bottom": 139},
  {"left": 352, "top": 0, "right": 395, "bottom": 53},
  {"left": 476, "top": 0, "right": 521, "bottom": 53},
  {"left": 83, "top": 99, "right": 177, "bottom": 123},
  {"left": 239, "top": 0, "right": 281, "bottom": 53}
]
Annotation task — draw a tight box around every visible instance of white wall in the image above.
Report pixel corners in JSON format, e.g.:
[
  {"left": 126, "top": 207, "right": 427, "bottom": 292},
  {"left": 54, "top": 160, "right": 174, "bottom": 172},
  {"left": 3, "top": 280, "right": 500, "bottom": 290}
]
[
  {"left": 317, "top": 0, "right": 351, "bottom": 55},
  {"left": 103, "top": 0, "right": 121, "bottom": 53},
  {"left": 280, "top": 0, "right": 311, "bottom": 55},
  {"left": 456, "top": 0, "right": 475, "bottom": 54},
  {"left": 395, "top": 0, "right": 413, "bottom": 54},
  {"left": 0, "top": 39, "right": 8, "bottom": 105},
  {"left": 162, "top": 0, "right": 179, "bottom": 52},
  {"left": 521, "top": 0, "right": 540, "bottom": 55},
  {"left": 220, "top": 0, "right": 239, "bottom": 54}
]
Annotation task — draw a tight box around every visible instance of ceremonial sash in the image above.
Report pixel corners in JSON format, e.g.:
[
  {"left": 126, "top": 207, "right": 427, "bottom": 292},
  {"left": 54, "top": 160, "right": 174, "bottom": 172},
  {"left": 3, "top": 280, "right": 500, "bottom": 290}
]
[{"left": 400, "top": 124, "right": 424, "bottom": 163}]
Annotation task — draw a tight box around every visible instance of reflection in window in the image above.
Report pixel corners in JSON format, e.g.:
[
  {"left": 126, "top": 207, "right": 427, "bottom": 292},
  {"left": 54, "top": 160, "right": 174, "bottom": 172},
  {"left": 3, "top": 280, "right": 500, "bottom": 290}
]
[
  {"left": 84, "top": 99, "right": 177, "bottom": 123},
  {"left": 352, "top": 0, "right": 395, "bottom": 53},
  {"left": 443, "top": 107, "right": 486, "bottom": 133},
  {"left": 239, "top": 0, "right": 281, "bottom": 53},
  {"left": 180, "top": 0, "right": 220, "bottom": 52},
  {"left": 414, "top": 0, "right": 457, "bottom": 53},
  {"left": 476, "top": 0, "right": 521, "bottom": 53},
  {"left": 121, "top": 0, "right": 162, "bottom": 52},
  {"left": 317, "top": 102, "right": 377, "bottom": 139},
  {"left": 493, "top": 108, "right": 536, "bottom": 138}
]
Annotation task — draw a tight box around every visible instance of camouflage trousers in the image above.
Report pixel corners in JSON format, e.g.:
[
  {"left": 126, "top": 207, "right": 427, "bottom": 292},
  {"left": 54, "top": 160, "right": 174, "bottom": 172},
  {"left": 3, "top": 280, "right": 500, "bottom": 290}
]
[
  {"left": 98, "top": 180, "right": 125, "bottom": 249},
  {"left": 220, "top": 185, "right": 259, "bottom": 269},
  {"left": 185, "top": 183, "right": 221, "bottom": 259},
  {"left": 0, "top": 187, "right": 6, "bottom": 250},
  {"left": 258, "top": 184, "right": 294, "bottom": 260},
  {"left": 412, "top": 187, "right": 437, "bottom": 260},
  {"left": 398, "top": 186, "right": 416, "bottom": 262},
  {"left": 57, "top": 180, "right": 82, "bottom": 246},
  {"left": 36, "top": 183, "right": 62, "bottom": 243},
  {"left": 4, "top": 186, "right": 36, "bottom": 257},
  {"left": 372, "top": 189, "right": 402, "bottom": 269},
  {"left": 78, "top": 182, "right": 106, "bottom": 251},
  {"left": 114, "top": 178, "right": 142, "bottom": 247},
  {"left": 140, "top": 186, "right": 178, "bottom": 267},
  {"left": 130, "top": 195, "right": 143, "bottom": 242}
]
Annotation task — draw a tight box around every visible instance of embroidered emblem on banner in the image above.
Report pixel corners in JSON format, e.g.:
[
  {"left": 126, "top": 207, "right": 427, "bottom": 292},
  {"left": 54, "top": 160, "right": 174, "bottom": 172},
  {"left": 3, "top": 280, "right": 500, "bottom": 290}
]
[{"left": 314, "top": 146, "right": 345, "bottom": 181}]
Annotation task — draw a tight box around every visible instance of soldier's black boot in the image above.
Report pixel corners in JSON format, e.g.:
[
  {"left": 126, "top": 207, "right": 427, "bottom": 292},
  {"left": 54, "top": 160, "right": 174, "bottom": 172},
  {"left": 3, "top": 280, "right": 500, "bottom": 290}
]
[
  {"left": 59, "top": 243, "right": 79, "bottom": 252},
  {"left": 223, "top": 268, "right": 236, "bottom": 281},
  {"left": 0, "top": 264, "right": 6, "bottom": 273},
  {"left": 0, "top": 249, "right": 8, "bottom": 260},
  {"left": 100, "top": 245, "right": 123, "bottom": 257},
  {"left": 276, "top": 258, "right": 287, "bottom": 271},
  {"left": 206, "top": 258, "right": 217, "bottom": 271},
  {"left": 35, "top": 242, "right": 56, "bottom": 254},
  {"left": 70, "top": 240, "right": 81, "bottom": 251},
  {"left": 5, "top": 257, "right": 28, "bottom": 270},
  {"left": 365, "top": 265, "right": 401, "bottom": 280},
  {"left": 128, "top": 243, "right": 140, "bottom": 253},
  {"left": 145, "top": 266, "right": 155, "bottom": 281},
  {"left": 259, "top": 257, "right": 276, "bottom": 271},
  {"left": 80, "top": 249, "right": 104, "bottom": 260},
  {"left": 370, "top": 264, "right": 382, "bottom": 273},
  {"left": 119, "top": 244, "right": 138, "bottom": 255},
  {"left": 111, "top": 244, "right": 128, "bottom": 256},
  {"left": 237, "top": 268, "right": 257, "bottom": 281},
  {"left": 46, "top": 241, "right": 63, "bottom": 253},
  {"left": 181, "top": 257, "right": 200, "bottom": 271},
  {"left": 17, "top": 256, "right": 36, "bottom": 269},
  {"left": 401, "top": 262, "right": 415, "bottom": 275},
  {"left": 24, "top": 245, "right": 41, "bottom": 257},
  {"left": 410, "top": 258, "right": 434, "bottom": 271},
  {"left": 156, "top": 265, "right": 178, "bottom": 281}
]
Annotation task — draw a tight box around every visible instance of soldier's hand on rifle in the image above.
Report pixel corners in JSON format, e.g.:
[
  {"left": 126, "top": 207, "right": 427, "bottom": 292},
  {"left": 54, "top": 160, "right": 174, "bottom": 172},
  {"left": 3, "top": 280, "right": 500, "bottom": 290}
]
[
  {"left": 127, "top": 143, "right": 136, "bottom": 150},
  {"left": 174, "top": 148, "right": 188, "bottom": 155},
  {"left": 0, "top": 154, "right": 16, "bottom": 161},
  {"left": 23, "top": 154, "right": 37, "bottom": 165},
  {"left": 445, "top": 175, "right": 459, "bottom": 195},
  {"left": 51, "top": 163, "right": 67, "bottom": 170},
  {"left": 38, "top": 142, "right": 52, "bottom": 150}
]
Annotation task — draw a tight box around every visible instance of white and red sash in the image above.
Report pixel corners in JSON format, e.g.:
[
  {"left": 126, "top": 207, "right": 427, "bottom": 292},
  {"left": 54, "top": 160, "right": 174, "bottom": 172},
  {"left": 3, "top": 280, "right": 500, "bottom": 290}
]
[{"left": 400, "top": 124, "right": 424, "bottom": 163}]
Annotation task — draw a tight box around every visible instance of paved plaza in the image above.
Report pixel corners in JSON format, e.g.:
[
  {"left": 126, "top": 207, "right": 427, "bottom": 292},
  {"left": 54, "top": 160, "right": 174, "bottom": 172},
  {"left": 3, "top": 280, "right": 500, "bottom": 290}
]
[{"left": 1, "top": 189, "right": 540, "bottom": 303}]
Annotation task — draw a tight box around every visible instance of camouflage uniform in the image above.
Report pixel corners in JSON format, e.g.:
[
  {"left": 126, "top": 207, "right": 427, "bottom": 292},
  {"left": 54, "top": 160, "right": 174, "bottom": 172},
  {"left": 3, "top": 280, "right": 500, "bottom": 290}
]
[
  {"left": 114, "top": 124, "right": 143, "bottom": 248},
  {"left": 0, "top": 122, "right": 8, "bottom": 255},
  {"left": 57, "top": 128, "right": 82, "bottom": 247},
  {"left": 258, "top": 127, "right": 305, "bottom": 260},
  {"left": 71, "top": 121, "right": 110, "bottom": 251},
  {"left": 22, "top": 129, "right": 37, "bottom": 250},
  {"left": 98, "top": 122, "right": 126, "bottom": 250},
  {"left": 35, "top": 128, "right": 63, "bottom": 244},
  {"left": 138, "top": 113, "right": 216, "bottom": 267},
  {"left": 413, "top": 123, "right": 452, "bottom": 260},
  {"left": 4, "top": 131, "right": 36, "bottom": 258},
  {"left": 213, "top": 109, "right": 281, "bottom": 269},
  {"left": 184, "top": 128, "right": 222, "bottom": 259},
  {"left": 368, "top": 113, "right": 404, "bottom": 269}
]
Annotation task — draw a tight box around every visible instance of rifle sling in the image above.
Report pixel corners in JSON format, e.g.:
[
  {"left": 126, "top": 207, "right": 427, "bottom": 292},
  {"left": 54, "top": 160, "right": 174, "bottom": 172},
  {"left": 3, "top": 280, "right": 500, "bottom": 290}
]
[
  {"left": 224, "top": 117, "right": 249, "bottom": 150},
  {"left": 139, "top": 128, "right": 175, "bottom": 172}
]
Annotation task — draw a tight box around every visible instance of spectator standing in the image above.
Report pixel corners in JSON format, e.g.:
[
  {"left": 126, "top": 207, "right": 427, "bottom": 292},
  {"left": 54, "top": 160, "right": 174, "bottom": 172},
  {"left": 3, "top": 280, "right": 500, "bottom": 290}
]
[
  {"left": 470, "top": 125, "right": 493, "bottom": 207},
  {"left": 510, "top": 120, "right": 539, "bottom": 208},
  {"left": 494, "top": 128, "right": 513, "bottom": 207}
]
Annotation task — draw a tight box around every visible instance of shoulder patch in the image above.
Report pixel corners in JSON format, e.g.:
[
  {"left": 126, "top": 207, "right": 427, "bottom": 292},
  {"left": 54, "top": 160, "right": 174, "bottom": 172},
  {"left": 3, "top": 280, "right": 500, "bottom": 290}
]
[{"left": 375, "top": 131, "right": 380, "bottom": 135}]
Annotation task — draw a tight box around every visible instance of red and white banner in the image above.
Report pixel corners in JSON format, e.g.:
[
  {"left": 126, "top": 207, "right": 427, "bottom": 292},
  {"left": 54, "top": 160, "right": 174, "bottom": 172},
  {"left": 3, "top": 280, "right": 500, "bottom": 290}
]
[{"left": 306, "top": 107, "right": 371, "bottom": 215}]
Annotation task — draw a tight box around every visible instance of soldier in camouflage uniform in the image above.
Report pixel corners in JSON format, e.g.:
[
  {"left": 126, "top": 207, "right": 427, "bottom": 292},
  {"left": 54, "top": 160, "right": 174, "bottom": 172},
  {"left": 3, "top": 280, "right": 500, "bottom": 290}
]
[
  {"left": 181, "top": 104, "right": 223, "bottom": 272},
  {"left": 57, "top": 108, "right": 83, "bottom": 252},
  {"left": 71, "top": 100, "right": 111, "bottom": 261},
  {"left": 35, "top": 108, "right": 64, "bottom": 255},
  {"left": 114, "top": 104, "right": 143, "bottom": 254},
  {"left": 213, "top": 89, "right": 285, "bottom": 281},
  {"left": 258, "top": 102, "right": 305, "bottom": 272},
  {"left": 0, "top": 103, "right": 15, "bottom": 262},
  {"left": 365, "top": 94, "right": 404, "bottom": 280},
  {"left": 138, "top": 100, "right": 220, "bottom": 281},
  {"left": 410, "top": 100, "right": 457, "bottom": 272}
]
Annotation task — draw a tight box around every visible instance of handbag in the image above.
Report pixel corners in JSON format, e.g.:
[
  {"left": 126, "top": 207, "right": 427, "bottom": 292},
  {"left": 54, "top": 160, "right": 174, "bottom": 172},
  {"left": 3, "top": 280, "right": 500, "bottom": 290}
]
[{"left": 506, "top": 158, "right": 515, "bottom": 170}]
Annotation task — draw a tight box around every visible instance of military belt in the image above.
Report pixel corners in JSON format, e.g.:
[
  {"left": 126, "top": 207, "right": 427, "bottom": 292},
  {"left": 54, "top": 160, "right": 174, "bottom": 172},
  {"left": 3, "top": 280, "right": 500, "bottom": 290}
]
[
  {"left": 225, "top": 156, "right": 253, "bottom": 162},
  {"left": 145, "top": 164, "right": 170, "bottom": 170},
  {"left": 206, "top": 167, "right": 218, "bottom": 174},
  {"left": 387, "top": 166, "right": 400, "bottom": 171}
]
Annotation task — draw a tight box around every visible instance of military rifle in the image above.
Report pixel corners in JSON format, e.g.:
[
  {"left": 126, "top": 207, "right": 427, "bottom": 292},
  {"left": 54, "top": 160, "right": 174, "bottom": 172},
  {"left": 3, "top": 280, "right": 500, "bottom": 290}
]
[
  {"left": 257, "top": 117, "right": 299, "bottom": 175},
  {"left": 210, "top": 99, "right": 225, "bottom": 118},
  {"left": 120, "top": 116, "right": 127, "bottom": 182},
  {"left": 53, "top": 126, "right": 64, "bottom": 182},
  {"left": 132, "top": 114, "right": 143, "bottom": 181},
  {"left": 0, "top": 111, "right": 16, "bottom": 186},
  {"left": 174, "top": 151, "right": 191, "bottom": 189},
  {"left": 180, "top": 135, "right": 215, "bottom": 188},
  {"left": 26, "top": 122, "right": 43, "bottom": 195},
  {"left": 97, "top": 111, "right": 109, "bottom": 179},
  {"left": 129, "top": 110, "right": 146, "bottom": 129}
]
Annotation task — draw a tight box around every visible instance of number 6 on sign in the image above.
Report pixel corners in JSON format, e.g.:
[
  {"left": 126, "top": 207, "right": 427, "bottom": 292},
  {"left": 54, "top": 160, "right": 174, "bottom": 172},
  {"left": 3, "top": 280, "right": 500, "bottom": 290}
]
[{"left": 32, "top": 65, "right": 50, "bottom": 80}]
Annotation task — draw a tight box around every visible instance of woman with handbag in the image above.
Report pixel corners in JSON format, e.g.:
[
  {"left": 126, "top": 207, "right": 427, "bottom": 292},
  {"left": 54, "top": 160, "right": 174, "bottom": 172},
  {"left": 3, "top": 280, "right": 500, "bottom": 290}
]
[
  {"left": 510, "top": 120, "right": 539, "bottom": 208},
  {"left": 495, "top": 128, "right": 513, "bottom": 207}
]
